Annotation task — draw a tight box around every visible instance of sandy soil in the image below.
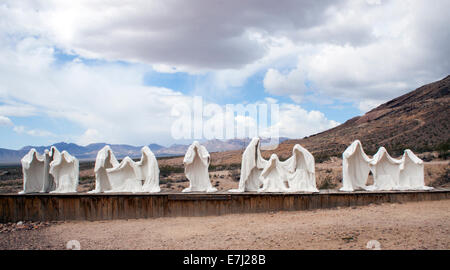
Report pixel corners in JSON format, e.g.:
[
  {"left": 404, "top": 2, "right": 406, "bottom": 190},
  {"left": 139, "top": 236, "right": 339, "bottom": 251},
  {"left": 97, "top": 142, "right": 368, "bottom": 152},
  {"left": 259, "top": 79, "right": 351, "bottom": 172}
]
[{"left": 1, "top": 199, "right": 449, "bottom": 250}]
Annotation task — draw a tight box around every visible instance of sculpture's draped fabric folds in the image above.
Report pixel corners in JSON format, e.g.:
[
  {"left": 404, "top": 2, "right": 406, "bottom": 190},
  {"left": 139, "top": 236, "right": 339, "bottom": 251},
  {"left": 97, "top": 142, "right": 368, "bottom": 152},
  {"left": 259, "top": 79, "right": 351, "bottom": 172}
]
[
  {"left": 183, "top": 141, "right": 217, "bottom": 192},
  {"left": 399, "top": 150, "right": 433, "bottom": 190},
  {"left": 20, "top": 149, "right": 48, "bottom": 194},
  {"left": 90, "top": 145, "right": 120, "bottom": 193},
  {"left": 367, "top": 147, "right": 402, "bottom": 191},
  {"left": 258, "top": 154, "right": 289, "bottom": 192},
  {"left": 230, "top": 137, "right": 267, "bottom": 192},
  {"left": 49, "top": 151, "right": 79, "bottom": 193},
  {"left": 138, "top": 146, "right": 160, "bottom": 193},
  {"left": 105, "top": 157, "right": 143, "bottom": 193},
  {"left": 90, "top": 145, "right": 160, "bottom": 193},
  {"left": 20, "top": 147, "right": 62, "bottom": 194},
  {"left": 282, "top": 144, "right": 318, "bottom": 192},
  {"left": 340, "top": 140, "right": 373, "bottom": 192}
]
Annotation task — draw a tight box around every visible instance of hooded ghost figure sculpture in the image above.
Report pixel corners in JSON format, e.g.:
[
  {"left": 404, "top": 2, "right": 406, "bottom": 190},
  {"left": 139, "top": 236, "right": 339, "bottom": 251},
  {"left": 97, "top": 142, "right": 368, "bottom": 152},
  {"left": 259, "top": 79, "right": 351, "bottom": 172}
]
[
  {"left": 258, "top": 154, "right": 289, "bottom": 192},
  {"left": 229, "top": 137, "right": 267, "bottom": 192},
  {"left": 282, "top": 144, "right": 318, "bottom": 192},
  {"left": 89, "top": 145, "right": 120, "bottom": 193},
  {"left": 49, "top": 150, "right": 79, "bottom": 193},
  {"left": 399, "top": 149, "right": 433, "bottom": 190},
  {"left": 137, "top": 146, "right": 160, "bottom": 193},
  {"left": 367, "top": 147, "right": 402, "bottom": 191},
  {"left": 182, "top": 141, "right": 217, "bottom": 192},
  {"left": 20, "top": 149, "right": 50, "bottom": 194},
  {"left": 105, "top": 157, "right": 143, "bottom": 193},
  {"left": 340, "top": 140, "right": 373, "bottom": 192}
]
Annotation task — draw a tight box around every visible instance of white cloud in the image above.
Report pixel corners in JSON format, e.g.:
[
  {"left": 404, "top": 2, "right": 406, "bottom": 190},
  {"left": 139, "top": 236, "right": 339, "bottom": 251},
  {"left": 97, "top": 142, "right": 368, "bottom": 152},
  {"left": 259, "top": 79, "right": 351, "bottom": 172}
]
[
  {"left": 0, "top": 115, "right": 13, "bottom": 126},
  {"left": 13, "top": 125, "right": 55, "bottom": 137},
  {"left": 263, "top": 67, "right": 308, "bottom": 96},
  {"left": 1, "top": 0, "right": 449, "bottom": 148},
  {"left": 77, "top": 128, "right": 105, "bottom": 146},
  {"left": 275, "top": 104, "right": 340, "bottom": 138},
  {"left": 358, "top": 99, "right": 383, "bottom": 113},
  {"left": 262, "top": 0, "right": 450, "bottom": 108}
]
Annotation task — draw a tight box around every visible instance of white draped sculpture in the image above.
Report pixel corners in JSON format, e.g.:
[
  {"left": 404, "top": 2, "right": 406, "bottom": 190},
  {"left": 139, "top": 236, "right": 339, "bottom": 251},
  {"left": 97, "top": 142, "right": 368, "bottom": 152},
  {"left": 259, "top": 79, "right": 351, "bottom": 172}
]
[
  {"left": 20, "top": 146, "right": 65, "bottom": 194},
  {"left": 138, "top": 146, "right": 161, "bottom": 193},
  {"left": 399, "top": 150, "right": 432, "bottom": 190},
  {"left": 258, "top": 154, "right": 289, "bottom": 192},
  {"left": 230, "top": 137, "right": 267, "bottom": 192},
  {"left": 183, "top": 141, "right": 217, "bottom": 192},
  {"left": 105, "top": 157, "right": 143, "bottom": 193},
  {"left": 49, "top": 150, "right": 79, "bottom": 193},
  {"left": 367, "top": 147, "right": 402, "bottom": 191},
  {"left": 282, "top": 144, "right": 318, "bottom": 192},
  {"left": 230, "top": 138, "right": 317, "bottom": 193},
  {"left": 20, "top": 149, "right": 51, "bottom": 194},
  {"left": 340, "top": 140, "right": 373, "bottom": 192},
  {"left": 90, "top": 145, "right": 160, "bottom": 193},
  {"left": 89, "top": 145, "right": 119, "bottom": 193},
  {"left": 340, "top": 140, "right": 432, "bottom": 191}
]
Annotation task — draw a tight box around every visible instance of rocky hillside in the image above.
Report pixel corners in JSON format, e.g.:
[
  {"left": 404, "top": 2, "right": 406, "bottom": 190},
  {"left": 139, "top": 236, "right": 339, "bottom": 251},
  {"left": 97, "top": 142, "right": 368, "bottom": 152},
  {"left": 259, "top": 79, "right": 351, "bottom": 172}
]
[{"left": 277, "top": 75, "right": 450, "bottom": 160}]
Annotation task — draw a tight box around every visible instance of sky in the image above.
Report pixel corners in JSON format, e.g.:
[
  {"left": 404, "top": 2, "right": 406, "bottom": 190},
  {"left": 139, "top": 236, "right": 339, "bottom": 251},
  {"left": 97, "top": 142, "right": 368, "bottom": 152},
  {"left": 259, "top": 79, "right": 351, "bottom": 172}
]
[{"left": 0, "top": 0, "right": 449, "bottom": 149}]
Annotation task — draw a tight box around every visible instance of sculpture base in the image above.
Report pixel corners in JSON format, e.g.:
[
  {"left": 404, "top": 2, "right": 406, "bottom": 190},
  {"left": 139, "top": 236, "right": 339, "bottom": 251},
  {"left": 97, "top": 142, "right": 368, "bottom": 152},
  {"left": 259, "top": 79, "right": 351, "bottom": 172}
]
[{"left": 1, "top": 188, "right": 449, "bottom": 222}]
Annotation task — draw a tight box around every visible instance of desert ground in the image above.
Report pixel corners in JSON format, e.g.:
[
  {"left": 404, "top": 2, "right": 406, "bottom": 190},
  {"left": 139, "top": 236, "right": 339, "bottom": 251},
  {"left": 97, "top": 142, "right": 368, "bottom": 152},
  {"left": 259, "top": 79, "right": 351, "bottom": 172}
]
[{"left": 0, "top": 199, "right": 449, "bottom": 250}]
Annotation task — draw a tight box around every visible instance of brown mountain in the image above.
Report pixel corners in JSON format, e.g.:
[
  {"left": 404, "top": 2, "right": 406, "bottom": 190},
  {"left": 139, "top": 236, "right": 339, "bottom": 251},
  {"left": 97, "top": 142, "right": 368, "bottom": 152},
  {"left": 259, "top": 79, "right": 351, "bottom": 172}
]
[
  {"left": 276, "top": 75, "right": 450, "bottom": 159},
  {"left": 201, "top": 75, "right": 450, "bottom": 166}
]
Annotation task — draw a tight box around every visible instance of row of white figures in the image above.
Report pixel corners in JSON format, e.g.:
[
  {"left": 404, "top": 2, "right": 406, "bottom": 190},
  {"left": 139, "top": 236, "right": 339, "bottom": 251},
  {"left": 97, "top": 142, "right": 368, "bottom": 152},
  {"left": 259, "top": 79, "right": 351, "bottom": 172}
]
[
  {"left": 20, "top": 147, "right": 78, "bottom": 193},
  {"left": 20, "top": 138, "right": 429, "bottom": 194},
  {"left": 340, "top": 140, "right": 432, "bottom": 192},
  {"left": 230, "top": 138, "right": 317, "bottom": 193},
  {"left": 89, "top": 145, "right": 160, "bottom": 193}
]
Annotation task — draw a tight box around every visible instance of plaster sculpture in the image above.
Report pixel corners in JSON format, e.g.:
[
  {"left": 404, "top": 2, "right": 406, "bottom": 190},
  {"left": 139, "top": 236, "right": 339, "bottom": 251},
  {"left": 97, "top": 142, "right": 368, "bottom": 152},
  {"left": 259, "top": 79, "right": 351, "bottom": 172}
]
[
  {"left": 229, "top": 137, "right": 268, "bottom": 192},
  {"left": 282, "top": 144, "right": 318, "bottom": 192},
  {"left": 399, "top": 149, "right": 433, "bottom": 190},
  {"left": 89, "top": 145, "right": 120, "bottom": 193},
  {"left": 258, "top": 154, "right": 289, "bottom": 192},
  {"left": 20, "top": 149, "right": 49, "bottom": 194},
  {"left": 105, "top": 157, "right": 143, "bottom": 193},
  {"left": 137, "top": 146, "right": 160, "bottom": 193},
  {"left": 367, "top": 147, "right": 402, "bottom": 191},
  {"left": 49, "top": 150, "right": 79, "bottom": 193},
  {"left": 182, "top": 141, "right": 217, "bottom": 192},
  {"left": 339, "top": 140, "right": 373, "bottom": 192}
]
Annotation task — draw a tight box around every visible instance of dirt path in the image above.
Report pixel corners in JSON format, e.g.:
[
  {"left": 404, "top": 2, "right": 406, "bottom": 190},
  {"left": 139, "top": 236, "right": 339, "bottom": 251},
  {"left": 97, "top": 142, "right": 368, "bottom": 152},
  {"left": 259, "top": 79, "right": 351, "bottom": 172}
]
[{"left": 1, "top": 199, "right": 449, "bottom": 250}]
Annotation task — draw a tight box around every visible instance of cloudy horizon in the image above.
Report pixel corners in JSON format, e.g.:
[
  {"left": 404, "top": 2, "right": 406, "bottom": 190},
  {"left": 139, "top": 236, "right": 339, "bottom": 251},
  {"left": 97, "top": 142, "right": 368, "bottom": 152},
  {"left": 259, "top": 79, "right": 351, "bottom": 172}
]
[{"left": 1, "top": 0, "right": 449, "bottom": 150}]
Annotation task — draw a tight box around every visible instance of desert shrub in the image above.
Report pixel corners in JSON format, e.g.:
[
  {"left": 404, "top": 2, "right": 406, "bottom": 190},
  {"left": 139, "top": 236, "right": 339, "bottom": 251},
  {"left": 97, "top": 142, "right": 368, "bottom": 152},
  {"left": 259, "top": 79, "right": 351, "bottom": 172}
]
[
  {"left": 209, "top": 163, "right": 240, "bottom": 171},
  {"left": 431, "top": 167, "right": 450, "bottom": 187},
  {"left": 159, "top": 165, "right": 184, "bottom": 175},
  {"left": 318, "top": 175, "right": 337, "bottom": 190},
  {"left": 229, "top": 169, "right": 240, "bottom": 182},
  {"left": 315, "top": 154, "right": 330, "bottom": 164}
]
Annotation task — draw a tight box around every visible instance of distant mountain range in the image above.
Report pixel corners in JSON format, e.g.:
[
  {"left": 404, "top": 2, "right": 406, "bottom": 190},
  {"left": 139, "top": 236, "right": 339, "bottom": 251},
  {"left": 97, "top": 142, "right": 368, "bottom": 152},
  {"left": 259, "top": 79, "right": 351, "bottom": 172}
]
[{"left": 0, "top": 138, "right": 289, "bottom": 164}]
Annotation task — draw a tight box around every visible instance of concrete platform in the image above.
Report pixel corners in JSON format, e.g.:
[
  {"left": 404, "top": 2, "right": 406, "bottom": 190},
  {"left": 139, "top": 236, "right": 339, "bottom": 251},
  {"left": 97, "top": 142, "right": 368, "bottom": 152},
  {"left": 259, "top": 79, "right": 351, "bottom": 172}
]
[{"left": 1, "top": 188, "right": 449, "bottom": 222}]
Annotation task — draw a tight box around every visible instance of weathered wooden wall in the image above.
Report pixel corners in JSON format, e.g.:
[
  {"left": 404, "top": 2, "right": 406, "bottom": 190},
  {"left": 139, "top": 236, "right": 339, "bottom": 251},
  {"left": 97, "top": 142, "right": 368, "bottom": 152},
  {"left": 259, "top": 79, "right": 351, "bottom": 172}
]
[{"left": 1, "top": 189, "right": 449, "bottom": 222}]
